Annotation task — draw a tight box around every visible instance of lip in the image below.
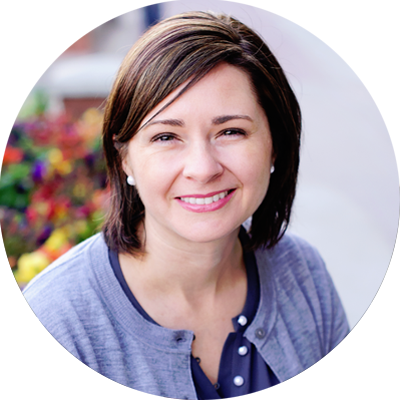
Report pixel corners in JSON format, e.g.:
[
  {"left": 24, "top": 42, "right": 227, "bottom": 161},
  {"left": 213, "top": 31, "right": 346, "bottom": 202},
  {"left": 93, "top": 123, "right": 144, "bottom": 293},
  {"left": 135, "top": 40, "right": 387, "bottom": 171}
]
[
  {"left": 178, "top": 189, "right": 231, "bottom": 199},
  {"left": 176, "top": 189, "right": 236, "bottom": 213}
]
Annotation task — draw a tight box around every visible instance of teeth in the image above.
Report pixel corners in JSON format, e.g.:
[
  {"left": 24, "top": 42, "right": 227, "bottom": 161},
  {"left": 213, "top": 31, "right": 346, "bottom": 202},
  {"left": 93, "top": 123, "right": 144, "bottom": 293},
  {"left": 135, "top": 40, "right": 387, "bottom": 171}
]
[{"left": 181, "top": 191, "right": 229, "bottom": 205}]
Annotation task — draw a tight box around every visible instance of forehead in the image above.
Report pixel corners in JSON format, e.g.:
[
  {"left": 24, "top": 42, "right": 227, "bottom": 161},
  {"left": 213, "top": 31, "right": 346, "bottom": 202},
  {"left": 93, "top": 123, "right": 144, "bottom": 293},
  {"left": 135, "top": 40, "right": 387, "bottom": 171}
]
[{"left": 139, "top": 63, "right": 261, "bottom": 127}]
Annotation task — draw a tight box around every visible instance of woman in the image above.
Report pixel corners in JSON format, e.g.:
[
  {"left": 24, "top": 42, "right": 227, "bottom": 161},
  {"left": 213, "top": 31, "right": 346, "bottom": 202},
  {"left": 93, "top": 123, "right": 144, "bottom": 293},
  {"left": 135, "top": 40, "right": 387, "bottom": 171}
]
[{"left": 24, "top": 11, "right": 349, "bottom": 399}]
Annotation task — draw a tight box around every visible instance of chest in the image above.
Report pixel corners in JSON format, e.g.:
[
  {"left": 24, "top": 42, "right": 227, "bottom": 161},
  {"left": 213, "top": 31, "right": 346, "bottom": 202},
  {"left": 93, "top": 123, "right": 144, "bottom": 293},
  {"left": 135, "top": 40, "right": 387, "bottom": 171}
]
[
  {"left": 133, "top": 282, "right": 247, "bottom": 384},
  {"left": 149, "top": 293, "right": 246, "bottom": 383},
  {"left": 116, "top": 249, "right": 251, "bottom": 384},
  {"left": 190, "top": 315, "right": 236, "bottom": 384}
]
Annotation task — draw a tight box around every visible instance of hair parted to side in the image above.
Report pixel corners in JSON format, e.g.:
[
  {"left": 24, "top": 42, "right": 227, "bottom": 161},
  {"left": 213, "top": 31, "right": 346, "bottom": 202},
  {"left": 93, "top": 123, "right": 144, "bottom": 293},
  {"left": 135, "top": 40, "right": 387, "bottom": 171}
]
[{"left": 102, "top": 11, "right": 301, "bottom": 254}]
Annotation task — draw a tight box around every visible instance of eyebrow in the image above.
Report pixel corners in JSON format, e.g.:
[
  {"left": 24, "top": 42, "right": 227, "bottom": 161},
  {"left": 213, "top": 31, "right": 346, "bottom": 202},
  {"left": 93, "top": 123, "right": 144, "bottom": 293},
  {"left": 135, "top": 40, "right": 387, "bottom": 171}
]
[
  {"left": 212, "top": 115, "right": 253, "bottom": 125},
  {"left": 144, "top": 115, "right": 253, "bottom": 128}
]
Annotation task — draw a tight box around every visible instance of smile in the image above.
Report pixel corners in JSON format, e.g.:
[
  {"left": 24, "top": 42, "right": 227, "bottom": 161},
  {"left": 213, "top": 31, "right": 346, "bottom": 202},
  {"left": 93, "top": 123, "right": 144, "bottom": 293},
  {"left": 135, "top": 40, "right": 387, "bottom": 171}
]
[
  {"left": 176, "top": 189, "right": 235, "bottom": 213},
  {"left": 179, "top": 190, "right": 229, "bottom": 205}
]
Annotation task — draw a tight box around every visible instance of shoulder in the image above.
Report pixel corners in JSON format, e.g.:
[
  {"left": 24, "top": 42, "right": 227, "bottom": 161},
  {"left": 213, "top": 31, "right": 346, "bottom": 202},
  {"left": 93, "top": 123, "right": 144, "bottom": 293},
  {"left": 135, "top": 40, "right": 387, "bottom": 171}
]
[
  {"left": 255, "top": 232, "right": 327, "bottom": 287},
  {"left": 23, "top": 233, "right": 106, "bottom": 300},
  {"left": 261, "top": 232, "right": 323, "bottom": 264},
  {"left": 255, "top": 232, "right": 349, "bottom": 353}
]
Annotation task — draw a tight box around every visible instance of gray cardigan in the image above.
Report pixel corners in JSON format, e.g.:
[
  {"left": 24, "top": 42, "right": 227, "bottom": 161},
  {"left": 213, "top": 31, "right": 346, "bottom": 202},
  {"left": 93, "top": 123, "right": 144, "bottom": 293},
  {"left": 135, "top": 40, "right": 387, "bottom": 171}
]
[{"left": 23, "top": 233, "right": 349, "bottom": 399}]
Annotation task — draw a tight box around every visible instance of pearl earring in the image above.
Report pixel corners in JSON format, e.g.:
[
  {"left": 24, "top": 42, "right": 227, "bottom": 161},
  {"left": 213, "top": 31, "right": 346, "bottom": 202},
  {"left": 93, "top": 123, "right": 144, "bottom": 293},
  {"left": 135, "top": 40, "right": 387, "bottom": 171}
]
[
  {"left": 127, "top": 176, "right": 135, "bottom": 186},
  {"left": 270, "top": 165, "right": 275, "bottom": 174}
]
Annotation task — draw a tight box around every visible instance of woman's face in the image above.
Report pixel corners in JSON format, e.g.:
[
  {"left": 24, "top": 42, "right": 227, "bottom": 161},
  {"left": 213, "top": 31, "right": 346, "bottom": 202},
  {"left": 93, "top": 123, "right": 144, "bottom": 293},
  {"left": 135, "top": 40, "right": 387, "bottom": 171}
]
[{"left": 123, "top": 63, "right": 274, "bottom": 246}]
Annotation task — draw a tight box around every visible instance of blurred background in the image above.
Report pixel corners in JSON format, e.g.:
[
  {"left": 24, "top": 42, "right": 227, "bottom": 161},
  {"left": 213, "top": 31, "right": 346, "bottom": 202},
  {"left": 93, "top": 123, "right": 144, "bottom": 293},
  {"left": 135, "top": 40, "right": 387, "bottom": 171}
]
[{"left": 0, "top": 0, "right": 398, "bottom": 329}]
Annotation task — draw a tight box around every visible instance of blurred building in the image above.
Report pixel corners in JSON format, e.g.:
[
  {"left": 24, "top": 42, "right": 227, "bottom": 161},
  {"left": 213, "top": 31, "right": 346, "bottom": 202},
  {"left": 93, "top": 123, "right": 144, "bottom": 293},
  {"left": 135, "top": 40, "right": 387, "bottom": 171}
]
[{"left": 28, "top": 5, "right": 161, "bottom": 119}]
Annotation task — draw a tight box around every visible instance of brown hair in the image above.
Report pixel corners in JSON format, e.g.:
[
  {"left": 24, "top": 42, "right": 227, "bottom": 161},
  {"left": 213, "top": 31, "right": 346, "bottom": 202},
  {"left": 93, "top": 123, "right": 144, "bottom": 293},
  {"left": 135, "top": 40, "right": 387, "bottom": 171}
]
[{"left": 102, "top": 11, "right": 301, "bottom": 253}]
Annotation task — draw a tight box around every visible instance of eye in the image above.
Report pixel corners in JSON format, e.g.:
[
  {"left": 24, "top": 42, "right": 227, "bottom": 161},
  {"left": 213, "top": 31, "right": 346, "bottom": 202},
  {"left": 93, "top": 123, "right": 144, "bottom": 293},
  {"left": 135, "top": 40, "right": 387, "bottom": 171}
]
[
  {"left": 221, "top": 128, "right": 247, "bottom": 137},
  {"left": 152, "top": 133, "right": 177, "bottom": 142}
]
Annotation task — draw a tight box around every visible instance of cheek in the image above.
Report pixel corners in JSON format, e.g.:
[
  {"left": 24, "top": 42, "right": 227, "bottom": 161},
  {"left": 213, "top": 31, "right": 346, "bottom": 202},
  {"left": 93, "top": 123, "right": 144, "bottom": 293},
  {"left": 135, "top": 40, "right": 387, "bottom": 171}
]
[
  {"left": 232, "top": 142, "right": 272, "bottom": 183},
  {"left": 236, "top": 145, "right": 272, "bottom": 209},
  {"left": 132, "top": 153, "right": 180, "bottom": 200}
]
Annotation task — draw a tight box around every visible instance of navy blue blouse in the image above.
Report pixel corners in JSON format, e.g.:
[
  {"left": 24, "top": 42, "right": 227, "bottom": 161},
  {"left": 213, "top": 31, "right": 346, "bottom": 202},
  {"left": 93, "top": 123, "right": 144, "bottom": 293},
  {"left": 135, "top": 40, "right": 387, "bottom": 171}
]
[{"left": 109, "top": 229, "right": 278, "bottom": 399}]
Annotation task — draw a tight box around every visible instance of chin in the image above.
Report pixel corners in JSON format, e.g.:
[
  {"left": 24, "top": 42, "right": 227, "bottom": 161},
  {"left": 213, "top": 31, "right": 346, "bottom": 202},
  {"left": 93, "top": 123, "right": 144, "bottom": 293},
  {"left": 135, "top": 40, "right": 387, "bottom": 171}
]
[{"left": 172, "top": 219, "right": 243, "bottom": 245}]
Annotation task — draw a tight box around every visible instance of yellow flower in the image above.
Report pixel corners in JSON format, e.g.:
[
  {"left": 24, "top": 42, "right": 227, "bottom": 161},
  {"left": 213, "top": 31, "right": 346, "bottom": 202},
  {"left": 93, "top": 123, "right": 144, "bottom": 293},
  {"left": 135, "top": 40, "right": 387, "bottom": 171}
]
[
  {"left": 16, "top": 251, "right": 51, "bottom": 284},
  {"left": 48, "top": 148, "right": 63, "bottom": 165},
  {"left": 56, "top": 160, "right": 72, "bottom": 175},
  {"left": 44, "top": 228, "right": 68, "bottom": 252}
]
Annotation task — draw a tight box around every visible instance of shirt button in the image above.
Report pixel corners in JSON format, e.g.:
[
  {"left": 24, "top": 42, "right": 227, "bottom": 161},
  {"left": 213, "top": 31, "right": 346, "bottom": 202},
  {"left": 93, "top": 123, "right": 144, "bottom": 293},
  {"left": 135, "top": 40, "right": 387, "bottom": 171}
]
[
  {"left": 233, "top": 375, "right": 244, "bottom": 387},
  {"left": 238, "top": 345, "right": 248, "bottom": 356},
  {"left": 255, "top": 328, "right": 266, "bottom": 339},
  {"left": 175, "top": 334, "right": 186, "bottom": 343},
  {"left": 237, "top": 315, "right": 248, "bottom": 326}
]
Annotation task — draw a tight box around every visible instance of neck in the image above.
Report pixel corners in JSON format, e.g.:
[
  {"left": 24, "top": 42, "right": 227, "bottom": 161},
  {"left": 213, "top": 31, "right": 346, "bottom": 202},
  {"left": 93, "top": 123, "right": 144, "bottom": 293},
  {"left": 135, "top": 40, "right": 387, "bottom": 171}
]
[{"left": 120, "top": 221, "right": 244, "bottom": 302}]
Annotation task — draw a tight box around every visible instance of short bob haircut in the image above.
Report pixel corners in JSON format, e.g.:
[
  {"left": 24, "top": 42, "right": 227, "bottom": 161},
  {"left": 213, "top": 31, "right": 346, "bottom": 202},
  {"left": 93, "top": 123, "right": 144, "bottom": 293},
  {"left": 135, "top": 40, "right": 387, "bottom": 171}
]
[{"left": 102, "top": 11, "right": 301, "bottom": 254}]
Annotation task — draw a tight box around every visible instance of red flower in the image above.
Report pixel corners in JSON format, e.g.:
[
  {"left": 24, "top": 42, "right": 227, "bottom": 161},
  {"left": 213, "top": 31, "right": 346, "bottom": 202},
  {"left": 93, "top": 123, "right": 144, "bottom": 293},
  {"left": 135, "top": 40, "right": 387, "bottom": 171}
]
[{"left": 3, "top": 146, "right": 24, "bottom": 165}]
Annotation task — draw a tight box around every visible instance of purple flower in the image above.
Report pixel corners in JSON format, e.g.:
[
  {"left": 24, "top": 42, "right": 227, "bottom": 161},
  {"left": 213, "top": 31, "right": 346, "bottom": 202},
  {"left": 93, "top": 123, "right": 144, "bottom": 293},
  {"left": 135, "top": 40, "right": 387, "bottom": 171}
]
[
  {"left": 32, "top": 161, "right": 47, "bottom": 183},
  {"left": 37, "top": 225, "right": 52, "bottom": 246},
  {"left": 84, "top": 153, "right": 95, "bottom": 168}
]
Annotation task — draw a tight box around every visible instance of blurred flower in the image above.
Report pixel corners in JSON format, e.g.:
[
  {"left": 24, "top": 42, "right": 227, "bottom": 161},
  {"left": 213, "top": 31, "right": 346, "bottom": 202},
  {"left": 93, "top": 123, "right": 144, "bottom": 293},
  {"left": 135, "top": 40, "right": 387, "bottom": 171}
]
[
  {"left": 36, "top": 201, "right": 52, "bottom": 218},
  {"left": 73, "top": 182, "right": 87, "bottom": 198},
  {"left": 92, "top": 188, "right": 110, "bottom": 210},
  {"left": 26, "top": 206, "right": 38, "bottom": 224},
  {"left": 75, "top": 205, "right": 91, "bottom": 219},
  {"left": 32, "top": 160, "right": 47, "bottom": 183},
  {"left": 53, "top": 200, "right": 70, "bottom": 221},
  {"left": 3, "top": 146, "right": 24, "bottom": 165},
  {"left": 41, "top": 227, "right": 73, "bottom": 261},
  {"left": 37, "top": 225, "right": 53, "bottom": 246},
  {"left": 84, "top": 153, "right": 95, "bottom": 168},
  {"left": 56, "top": 160, "right": 72, "bottom": 176},
  {"left": 48, "top": 148, "right": 63, "bottom": 165},
  {"left": 77, "top": 108, "right": 104, "bottom": 143},
  {"left": 44, "top": 227, "right": 68, "bottom": 251},
  {"left": 15, "top": 250, "right": 51, "bottom": 284},
  {"left": 73, "top": 220, "right": 89, "bottom": 234},
  {"left": 1, "top": 108, "right": 108, "bottom": 287}
]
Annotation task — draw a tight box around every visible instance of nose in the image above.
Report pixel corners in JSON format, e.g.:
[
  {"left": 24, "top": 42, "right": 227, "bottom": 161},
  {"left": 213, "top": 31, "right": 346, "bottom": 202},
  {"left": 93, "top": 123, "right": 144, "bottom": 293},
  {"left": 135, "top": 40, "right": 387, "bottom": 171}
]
[{"left": 182, "top": 141, "right": 224, "bottom": 183}]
